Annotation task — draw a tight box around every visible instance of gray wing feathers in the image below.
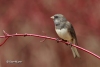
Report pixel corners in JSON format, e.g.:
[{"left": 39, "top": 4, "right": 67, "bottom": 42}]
[{"left": 66, "top": 22, "right": 80, "bottom": 58}]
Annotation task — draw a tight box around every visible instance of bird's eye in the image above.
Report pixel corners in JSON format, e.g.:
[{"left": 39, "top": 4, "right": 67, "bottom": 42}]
[{"left": 54, "top": 16, "right": 58, "bottom": 18}]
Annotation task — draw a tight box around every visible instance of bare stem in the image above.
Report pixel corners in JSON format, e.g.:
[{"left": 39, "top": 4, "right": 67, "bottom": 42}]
[{"left": 0, "top": 30, "right": 100, "bottom": 60}]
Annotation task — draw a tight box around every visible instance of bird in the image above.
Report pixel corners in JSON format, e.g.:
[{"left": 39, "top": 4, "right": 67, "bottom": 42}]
[{"left": 51, "top": 14, "right": 80, "bottom": 58}]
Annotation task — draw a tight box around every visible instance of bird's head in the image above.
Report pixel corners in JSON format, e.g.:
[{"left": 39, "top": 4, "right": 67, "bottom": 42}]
[{"left": 51, "top": 14, "right": 67, "bottom": 25}]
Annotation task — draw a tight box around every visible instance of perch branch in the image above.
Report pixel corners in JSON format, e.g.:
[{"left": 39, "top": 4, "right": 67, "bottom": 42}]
[{"left": 0, "top": 30, "right": 100, "bottom": 60}]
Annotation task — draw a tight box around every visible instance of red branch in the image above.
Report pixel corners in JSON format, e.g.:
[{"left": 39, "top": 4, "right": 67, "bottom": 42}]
[
  {"left": 0, "top": 37, "right": 9, "bottom": 46},
  {"left": 0, "top": 30, "right": 100, "bottom": 60}
]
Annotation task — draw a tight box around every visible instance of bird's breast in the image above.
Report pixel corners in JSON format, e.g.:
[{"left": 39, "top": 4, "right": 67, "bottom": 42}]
[{"left": 55, "top": 28, "right": 72, "bottom": 40}]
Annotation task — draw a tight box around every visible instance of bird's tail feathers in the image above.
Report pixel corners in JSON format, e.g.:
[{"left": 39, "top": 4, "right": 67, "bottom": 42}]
[{"left": 71, "top": 46, "right": 80, "bottom": 58}]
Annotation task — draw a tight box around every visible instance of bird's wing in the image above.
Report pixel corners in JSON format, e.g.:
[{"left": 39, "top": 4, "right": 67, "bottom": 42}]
[{"left": 68, "top": 23, "right": 78, "bottom": 45}]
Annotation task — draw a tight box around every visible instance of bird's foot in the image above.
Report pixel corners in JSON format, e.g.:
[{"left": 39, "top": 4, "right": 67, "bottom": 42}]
[
  {"left": 56, "top": 38, "right": 61, "bottom": 43},
  {"left": 62, "top": 39, "right": 67, "bottom": 42},
  {"left": 61, "top": 39, "right": 70, "bottom": 46}
]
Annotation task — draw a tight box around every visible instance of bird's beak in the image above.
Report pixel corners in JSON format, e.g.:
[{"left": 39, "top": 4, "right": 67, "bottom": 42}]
[{"left": 50, "top": 16, "right": 54, "bottom": 19}]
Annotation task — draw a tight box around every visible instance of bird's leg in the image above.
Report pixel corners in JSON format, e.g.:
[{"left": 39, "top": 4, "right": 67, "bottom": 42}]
[
  {"left": 62, "top": 39, "right": 67, "bottom": 42},
  {"left": 61, "top": 39, "right": 69, "bottom": 46},
  {"left": 56, "top": 38, "right": 62, "bottom": 43}
]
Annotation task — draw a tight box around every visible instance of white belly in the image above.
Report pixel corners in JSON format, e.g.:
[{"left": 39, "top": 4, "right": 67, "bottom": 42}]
[{"left": 55, "top": 28, "right": 72, "bottom": 40}]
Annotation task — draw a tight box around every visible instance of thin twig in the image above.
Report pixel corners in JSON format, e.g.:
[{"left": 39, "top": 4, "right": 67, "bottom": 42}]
[
  {"left": 0, "top": 37, "right": 9, "bottom": 46},
  {"left": 0, "top": 30, "right": 100, "bottom": 60}
]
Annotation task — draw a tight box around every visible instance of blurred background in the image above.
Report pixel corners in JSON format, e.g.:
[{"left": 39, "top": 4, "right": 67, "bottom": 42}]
[{"left": 0, "top": 0, "right": 100, "bottom": 67}]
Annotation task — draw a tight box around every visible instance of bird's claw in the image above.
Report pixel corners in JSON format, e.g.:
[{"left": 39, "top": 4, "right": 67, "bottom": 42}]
[{"left": 56, "top": 38, "right": 60, "bottom": 43}]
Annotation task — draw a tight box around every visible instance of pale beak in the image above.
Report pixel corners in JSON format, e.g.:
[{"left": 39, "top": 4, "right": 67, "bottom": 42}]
[{"left": 50, "top": 16, "right": 54, "bottom": 19}]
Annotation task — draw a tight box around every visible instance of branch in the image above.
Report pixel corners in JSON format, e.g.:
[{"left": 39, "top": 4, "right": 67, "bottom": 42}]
[
  {"left": 0, "top": 30, "right": 100, "bottom": 60},
  {"left": 0, "top": 37, "right": 9, "bottom": 46}
]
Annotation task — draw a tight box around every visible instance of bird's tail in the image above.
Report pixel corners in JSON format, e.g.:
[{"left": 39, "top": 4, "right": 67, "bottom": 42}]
[{"left": 71, "top": 46, "right": 80, "bottom": 58}]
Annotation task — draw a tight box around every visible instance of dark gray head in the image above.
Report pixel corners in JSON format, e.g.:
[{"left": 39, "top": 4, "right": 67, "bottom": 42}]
[{"left": 51, "top": 14, "right": 67, "bottom": 25}]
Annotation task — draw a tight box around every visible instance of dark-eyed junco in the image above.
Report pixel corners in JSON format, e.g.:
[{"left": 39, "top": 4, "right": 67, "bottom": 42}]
[{"left": 51, "top": 14, "right": 80, "bottom": 58}]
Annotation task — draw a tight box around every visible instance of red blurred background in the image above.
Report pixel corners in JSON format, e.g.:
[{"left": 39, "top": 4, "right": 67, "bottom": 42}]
[{"left": 0, "top": 0, "right": 100, "bottom": 67}]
